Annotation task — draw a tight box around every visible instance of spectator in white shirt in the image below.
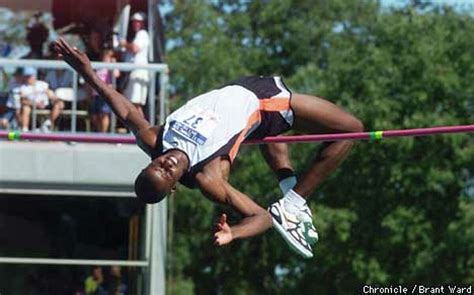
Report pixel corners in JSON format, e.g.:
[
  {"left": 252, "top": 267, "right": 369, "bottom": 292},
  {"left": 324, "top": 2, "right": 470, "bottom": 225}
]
[
  {"left": 120, "top": 12, "right": 149, "bottom": 118},
  {"left": 20, "top": 67, "right": 65, "bottom": 132}
]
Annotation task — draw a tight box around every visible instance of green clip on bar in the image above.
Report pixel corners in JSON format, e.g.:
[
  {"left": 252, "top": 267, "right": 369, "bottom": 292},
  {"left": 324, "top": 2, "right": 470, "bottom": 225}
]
[
  {"left": 369, "top": 131, "right": 384, "bottom": 141},
  {"left": 7, "top": 131, "right": 21, "bottom": 141}
]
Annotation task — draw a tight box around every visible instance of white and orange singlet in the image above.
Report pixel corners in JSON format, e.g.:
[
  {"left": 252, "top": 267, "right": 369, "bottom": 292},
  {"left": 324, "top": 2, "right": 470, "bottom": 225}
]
[{"left": 157, "top": 76, "right": 294, "bottom": 187}]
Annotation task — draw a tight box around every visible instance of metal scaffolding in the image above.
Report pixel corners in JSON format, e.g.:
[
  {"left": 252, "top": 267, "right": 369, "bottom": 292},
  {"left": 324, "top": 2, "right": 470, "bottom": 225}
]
[{"left": 0, "top": 58, "right": 169, "bottom": 295}]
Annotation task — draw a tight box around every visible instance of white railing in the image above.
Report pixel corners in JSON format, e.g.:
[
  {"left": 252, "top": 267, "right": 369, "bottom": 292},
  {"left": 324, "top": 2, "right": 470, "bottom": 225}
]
[
  {"left": 0, "top": 257, "right": 149, "bottom": 267},
  {"left": 0, "top": 58, "right": 169, "bottom": 132}
]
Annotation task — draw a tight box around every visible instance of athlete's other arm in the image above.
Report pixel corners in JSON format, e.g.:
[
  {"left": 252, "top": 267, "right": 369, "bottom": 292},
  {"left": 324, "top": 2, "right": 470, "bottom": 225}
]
[
  {"left": 196, "top": 159, "right": 272, "bottom": 245},
  {"left": 54, "top": 38, "right": 157, "bottom": 148}
]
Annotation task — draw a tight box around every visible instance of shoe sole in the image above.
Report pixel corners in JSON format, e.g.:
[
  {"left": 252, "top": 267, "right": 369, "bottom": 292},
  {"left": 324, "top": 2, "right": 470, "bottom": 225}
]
[{"left": 269, "top": 204, "right": 313, "bottom": 258}]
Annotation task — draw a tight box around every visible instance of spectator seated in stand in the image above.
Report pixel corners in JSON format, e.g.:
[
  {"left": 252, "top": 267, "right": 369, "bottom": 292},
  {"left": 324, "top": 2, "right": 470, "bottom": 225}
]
[
  {"left": 85, "top": 29, "right": 103, "bottom": 62},
  {"left": 43, "top": 43, "right": 76, "bottom": 129},
  {"left": 0, "top": 68, "right": 24, "bottom": 129},
  {"left": 104, "top": 266, "right": 127, "bottom": 295},
  {"left": 19, "top": 67, "right": 65, "bottom": 132},
  {"left": 84, "top": 266, "right": 106, "bottom": 295},
  {"left": 44, "top": 43, "right": 74, "bottom": 96},
  {"left": 90, "top": 49, "right": 119, "bottom": 133}
]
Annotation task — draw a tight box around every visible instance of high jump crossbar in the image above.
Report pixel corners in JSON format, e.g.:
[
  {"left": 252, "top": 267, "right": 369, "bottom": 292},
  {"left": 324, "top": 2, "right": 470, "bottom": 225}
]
[{"left": 1, "top": 125, "right": 473, "bottom": 144}]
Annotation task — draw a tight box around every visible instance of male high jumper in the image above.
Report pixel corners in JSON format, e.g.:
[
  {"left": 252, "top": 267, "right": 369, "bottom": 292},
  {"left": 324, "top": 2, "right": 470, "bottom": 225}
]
[{"left": 55, "top": 38, "right": 363, "bottom": 258}]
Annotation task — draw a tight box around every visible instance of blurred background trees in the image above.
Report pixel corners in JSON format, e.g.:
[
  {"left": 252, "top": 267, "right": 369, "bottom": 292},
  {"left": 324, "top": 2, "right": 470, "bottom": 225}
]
[{"left": 162, "top": 1, "right": 473, "bottom": 294}]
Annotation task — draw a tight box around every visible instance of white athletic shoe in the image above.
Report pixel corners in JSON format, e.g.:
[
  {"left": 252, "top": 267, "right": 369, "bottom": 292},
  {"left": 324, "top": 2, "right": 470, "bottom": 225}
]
[{"left": 268, "top": 200, "right": 317, "bottom": 258}]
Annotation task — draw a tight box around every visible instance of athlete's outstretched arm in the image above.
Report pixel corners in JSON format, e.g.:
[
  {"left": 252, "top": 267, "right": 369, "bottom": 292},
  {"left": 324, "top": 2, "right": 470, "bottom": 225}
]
[
  {"left": 196, "top": 172, "right": 272, "bottom": 245},
  {"left": 54, "top": 38, "right": 155, "bottom": 144}
]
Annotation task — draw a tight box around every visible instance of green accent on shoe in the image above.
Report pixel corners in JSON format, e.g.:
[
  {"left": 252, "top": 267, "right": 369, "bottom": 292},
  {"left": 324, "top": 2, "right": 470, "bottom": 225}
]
[{"left": 302, "top": 222, "right": 318, "bottom": 245}]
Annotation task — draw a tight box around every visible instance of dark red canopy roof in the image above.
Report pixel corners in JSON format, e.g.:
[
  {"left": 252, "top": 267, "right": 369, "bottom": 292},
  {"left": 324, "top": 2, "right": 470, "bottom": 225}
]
[{"left": 52, "top": 0, "right": 146, "bottom": 31}]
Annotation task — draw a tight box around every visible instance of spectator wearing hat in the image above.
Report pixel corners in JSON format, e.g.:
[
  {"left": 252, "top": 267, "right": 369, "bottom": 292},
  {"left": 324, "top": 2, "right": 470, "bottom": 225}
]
[
  {"left": 19, "top": 67, "right": 65, "bottom": 132},
  {"left": 120, "top": 12, "right": 149, "bottom": 118}
]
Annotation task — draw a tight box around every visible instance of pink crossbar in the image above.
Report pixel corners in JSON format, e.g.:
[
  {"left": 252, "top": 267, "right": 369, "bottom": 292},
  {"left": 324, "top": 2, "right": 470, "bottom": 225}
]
[{"left": 0, "top": 125, "right": 473, "bottom": 145}]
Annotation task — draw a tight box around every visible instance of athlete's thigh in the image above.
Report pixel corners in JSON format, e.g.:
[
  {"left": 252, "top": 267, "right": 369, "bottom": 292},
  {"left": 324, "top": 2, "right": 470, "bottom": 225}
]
[{"left": 290, "top": 93, "right": 362, "bottom": 134}]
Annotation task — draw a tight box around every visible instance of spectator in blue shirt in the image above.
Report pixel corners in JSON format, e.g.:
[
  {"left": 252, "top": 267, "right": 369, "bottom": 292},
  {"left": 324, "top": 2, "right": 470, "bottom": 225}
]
[{"left": 0, "top": 68, "right": 24, "bottom": 129}]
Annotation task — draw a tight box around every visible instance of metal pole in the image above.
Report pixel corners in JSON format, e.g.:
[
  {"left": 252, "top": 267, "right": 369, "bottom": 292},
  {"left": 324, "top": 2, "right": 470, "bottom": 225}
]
[
  {"left": 142, "top": 203, "right": 153, "bottom": 295},
  {"left": 146, "top": 27, "right": 157, "bottom": 295},
  {"left": 147, "top": 0, "right": 154, "bottom": 62},
  {"left": 111, "top": 73, "right": 117, "bottom": 133},
  {"left": 149, "top": 200, "right": 167, "bottom": 295},
  {"left": 32, "top": 70, "right": 38, "bottom": 131},
  {"left": 148, "top": 71, "right": 156, "bottom": 125},
  {"left": 71, "top": 71, "right": 78, "bottom": 132},
  {"left": 32, "top": 97, "right": 37, "bottom": 131},
  {"left": 147, "top": 70, "right": 169, "bottom": 295},
  {"left": 159, "top": 72, "right": 168, "bottom": 125}
]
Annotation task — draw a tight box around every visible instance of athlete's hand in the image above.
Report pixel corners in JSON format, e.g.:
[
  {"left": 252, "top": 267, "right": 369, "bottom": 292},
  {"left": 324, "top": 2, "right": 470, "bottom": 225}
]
[
  {"left": 214, "top": 214, "right": 233, "bottom": 246},
  {"left": 54, "top": 38, "right": 95, "bottom": 79}
]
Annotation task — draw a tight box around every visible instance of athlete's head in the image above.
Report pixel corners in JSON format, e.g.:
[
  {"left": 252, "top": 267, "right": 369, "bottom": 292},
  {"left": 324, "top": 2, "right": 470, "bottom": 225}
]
[{"left": 134, "top": 151, "right": 187, "bottom": 204}]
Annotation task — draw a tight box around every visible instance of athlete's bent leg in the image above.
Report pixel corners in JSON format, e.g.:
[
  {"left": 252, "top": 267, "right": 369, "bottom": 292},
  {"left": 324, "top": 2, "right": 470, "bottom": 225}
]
[
  {"left": 290, "top": 93, "right": 363, "bottom": 198},
  {"left": 260, "top": 143, "right": 297, "bottom": 193},
  {"left": 268, "top": 93, "right": 363, "bottom": 258}
]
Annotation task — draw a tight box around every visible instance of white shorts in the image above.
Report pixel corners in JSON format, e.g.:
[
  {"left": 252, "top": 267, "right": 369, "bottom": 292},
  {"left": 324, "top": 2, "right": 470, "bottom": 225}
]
[{"left": 124, "top": 69, "right": 149, "bottom": 105}]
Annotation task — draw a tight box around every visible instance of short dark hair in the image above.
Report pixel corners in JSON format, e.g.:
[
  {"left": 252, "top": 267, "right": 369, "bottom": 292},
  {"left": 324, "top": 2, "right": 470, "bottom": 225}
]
[{"left": 134, "top": 170, "right": 167, "bottom": 204}]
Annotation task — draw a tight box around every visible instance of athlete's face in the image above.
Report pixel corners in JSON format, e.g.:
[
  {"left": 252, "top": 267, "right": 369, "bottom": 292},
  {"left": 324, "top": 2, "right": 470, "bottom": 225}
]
[{"left": 144, "top": 154, "right": 183, "bottom": 193}]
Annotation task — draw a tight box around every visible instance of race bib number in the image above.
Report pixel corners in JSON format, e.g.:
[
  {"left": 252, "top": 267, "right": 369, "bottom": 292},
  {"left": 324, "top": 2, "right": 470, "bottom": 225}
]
[{"left": 169, "top": 106, "right": 220, "bottom": 145}]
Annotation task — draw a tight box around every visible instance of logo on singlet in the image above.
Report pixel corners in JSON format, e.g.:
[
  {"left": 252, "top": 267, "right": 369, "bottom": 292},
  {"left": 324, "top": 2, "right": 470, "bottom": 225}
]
[
  {"left": 170, "top": 120, "right": 207, "bottom": 145},
  {"left": 168, "top": 106, "right": 220, "bottom": 145}
]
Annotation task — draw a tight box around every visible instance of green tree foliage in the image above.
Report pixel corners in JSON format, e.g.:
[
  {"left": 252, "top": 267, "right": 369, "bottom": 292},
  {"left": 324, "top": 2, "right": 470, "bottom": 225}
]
[{"left": 163, "top": 1, "right": 474, "bottom": 293}]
